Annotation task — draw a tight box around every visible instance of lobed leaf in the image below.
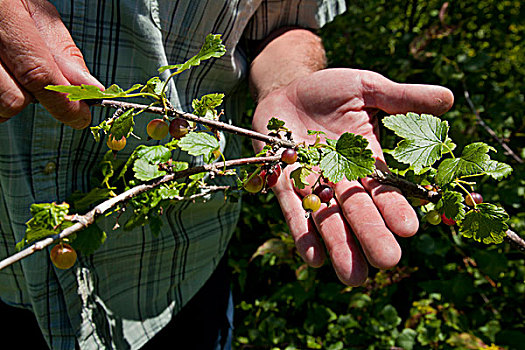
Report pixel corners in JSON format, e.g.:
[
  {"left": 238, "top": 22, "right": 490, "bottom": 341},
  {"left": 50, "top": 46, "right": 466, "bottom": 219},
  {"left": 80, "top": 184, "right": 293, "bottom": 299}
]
[
  {"left": 459, "top": 203, "right": 509, "bottom": 244},
  {"left": 319, "top": 133, "right": 375, "bottom": 183},
  {"left": 72, "top": 188, "right": 114, "bottom": 212},
  {"left": 192, "top": 93, "right": 224, "bottom": 118},
  {"left": 483, "top": 160, "right": 513, "bottom": 180},
  {"left": 71, "top": 224, "right": 107, "bottom": 256},
  {"left": 382, "top": 113, "right": 451, "bottom": 173},
  {"left": 158, "top": 34, "right": 226, "bottom": 74},
  {"left": 46, "top": 83, "right": 142, "bottom": 101},
  {"left": 132, "top": 145, "right": 172, "bottom": 181},
  {"left": 436, "top": 190, "right": 466, "bottom": 221},
  {"left": 267, "top": 117, "right": 287, "bottom": 131},
  {"left": 435, "top": 142, "right": 495, "bottom": 186},
  {"left": 290, "top": 167, "right": 311, "bottom": 189},
  {"left": 109, "top": 109, "right": 135, "bottom": 140},
  {"left": 17, "top": 202, "right": 71, "bottom": 250},
  {"left": 177, "top": 132, "right": 219, "bottom": 159}
]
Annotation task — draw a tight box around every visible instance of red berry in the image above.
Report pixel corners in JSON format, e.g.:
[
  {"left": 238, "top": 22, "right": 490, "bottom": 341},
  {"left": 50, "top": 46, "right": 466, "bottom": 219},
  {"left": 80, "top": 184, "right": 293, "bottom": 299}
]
[
  {"left": 302, "top": 194, "right": 322, "bottom": 212},
  {"left": 465, "top": 192, "right": 483, "bottom": 207},
  {"left": 263, "top": 164, "right": 281, "bottom": 188},
  {"left": 313, "top": 185, "right": 334, "bottom": 204},
  {"left": 50, "top": 243, "right": 77, "bottom": 270},
  {"left": 169, "top": 118, "right": 190, "bottom": 139},
  {"left": 244, "top": 174, "right": 264, "bottom": 193},
  {"left": 106, "top": 134, "right": 126, "bottom": 151},
  {"left": 147, "top": 119, "right": 169, "bottom": 140},
  {"left": 441, "top": 213, "right": 456, "bottom": 226},
  {"left": 281, "top": 149, "right": 298, "bottom": 164}
]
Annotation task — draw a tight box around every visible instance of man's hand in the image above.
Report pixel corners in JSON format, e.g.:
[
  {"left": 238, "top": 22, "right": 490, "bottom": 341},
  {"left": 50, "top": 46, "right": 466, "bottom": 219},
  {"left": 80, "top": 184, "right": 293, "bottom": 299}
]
[
  {"left": 252, "top": 68, "right": 453, "bottom": 286},
  {"left": 0, "top": 0, "right": 102, "bottom": 128}
]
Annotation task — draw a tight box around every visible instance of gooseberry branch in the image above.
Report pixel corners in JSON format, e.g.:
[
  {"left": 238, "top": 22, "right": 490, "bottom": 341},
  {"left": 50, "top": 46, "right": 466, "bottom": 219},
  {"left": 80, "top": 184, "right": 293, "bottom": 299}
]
[
  {"left": 0, "top": 155, "right": 281, "bottom": 271},
  {"left": 96, "top": 99, "right": 296, "bottom": 149},
  {"left": 369, "top": 169, "right": 524, "bottom": 252}
]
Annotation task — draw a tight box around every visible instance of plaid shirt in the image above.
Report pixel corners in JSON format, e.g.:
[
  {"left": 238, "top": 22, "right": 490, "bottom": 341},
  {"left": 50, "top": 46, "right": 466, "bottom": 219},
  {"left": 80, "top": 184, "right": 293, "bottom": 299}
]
[{"left": 0, "top": 0, "right": 345, "bottom": 348}]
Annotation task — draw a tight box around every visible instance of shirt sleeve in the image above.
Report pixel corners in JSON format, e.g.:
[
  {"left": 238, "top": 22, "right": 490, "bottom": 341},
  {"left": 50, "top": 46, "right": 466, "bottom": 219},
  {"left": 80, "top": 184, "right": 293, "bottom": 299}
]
[{"left": 243, "top": 0, "right": 346, "bottom": 40}]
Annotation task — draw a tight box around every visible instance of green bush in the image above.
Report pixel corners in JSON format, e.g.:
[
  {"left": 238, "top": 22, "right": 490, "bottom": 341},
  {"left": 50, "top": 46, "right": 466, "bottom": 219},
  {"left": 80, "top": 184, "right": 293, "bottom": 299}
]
[{"left": 231, "top": 1, "right": 524, "bottom": 349}]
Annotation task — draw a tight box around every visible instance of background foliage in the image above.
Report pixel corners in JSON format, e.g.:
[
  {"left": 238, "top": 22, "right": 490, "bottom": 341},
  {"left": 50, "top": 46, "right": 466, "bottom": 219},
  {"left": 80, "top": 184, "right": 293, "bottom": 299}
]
[{"left": 230, "top": 1, "right": 524, "bottom": 349}]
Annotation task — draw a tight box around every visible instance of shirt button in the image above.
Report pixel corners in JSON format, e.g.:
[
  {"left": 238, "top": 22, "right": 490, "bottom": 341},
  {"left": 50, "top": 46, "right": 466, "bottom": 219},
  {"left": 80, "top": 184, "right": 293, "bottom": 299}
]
[{"left": 44, "top": 161, "right": 57, "bottom": 174}]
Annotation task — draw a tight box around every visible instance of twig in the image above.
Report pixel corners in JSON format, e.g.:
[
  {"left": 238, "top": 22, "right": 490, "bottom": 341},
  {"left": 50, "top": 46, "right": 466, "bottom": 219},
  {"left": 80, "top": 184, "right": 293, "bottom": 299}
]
[
  {"left": 97, "top": 99, "right": 296, "bottom": 149},
  {"left": 0, "top": 155, "right": 280, "bottom": 271},
  {"left": 371, "top": 169, "right": 525, "bottom": 252},
  {"left": 462, "top": 81, "right": 523, "bottom": 164}
]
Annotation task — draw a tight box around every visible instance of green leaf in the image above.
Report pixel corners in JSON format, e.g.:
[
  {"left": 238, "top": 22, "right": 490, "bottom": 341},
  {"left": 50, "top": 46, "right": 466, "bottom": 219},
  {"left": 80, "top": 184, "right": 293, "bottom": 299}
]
[
  {"left": 109, "top": 109, "right": 135, "bottom": 139},
  {"left": 70, "top": 224, "right": 107, "bottom": 256},
  {"left": 158, "top": 185, "right": 181, "bottom": 200},
  {"left": 72, "top": 187, "right": 114, "bottom": 211},
  {"left": 290, "top": 167, "right": 311, "bottom": 189},
  {"left": 436, "top": 142, "right": 494, "bottom": 186},
  {"left": 142, "top": 77, "right": 164, "bottom": 95},
  {"left": 133, "top": 158, "right": 166, "bottom": 181},
  {"left": 149, "top": 215, "right": 163, "bottom": 237},
  {"left": 267, "top": 117, "right": 286, "bottom": 131},
  {"left": 28, "top": 202, "right": 69, "bottom": 229},
  {"left": 319, "top": 133, "right": 375, "bottom": 183},
  {"left": 297, "top": 147, "right": 320, "bottom": 165},
  {"left": 18, "top": 202, "right": 71, "bottom": 249},
  {"left": 192, "top": 93, "right": 224, "bottom": 118},
  {"left": 382, "top": 113, "right": 450, "bottom": 173},
  {"left": 436, "top": 191, "right": 466, "bottom": 221},
  {"left": 46, "top": 83, "right": 142, "bottom": 101},
  {"left": 158, "top": 33, "right": 226, "bottom": 74},
  {"left": 459, "top": 203, "right": 509, "bottom": 244},
  {"left": 132, "top": 145, "right": 171, "bottom": 181},
  {"left": 483, "top": 160, "right": 513, "bottom": 180},
  {"left": 177, "top": 132, "right": 219, "bottom": 159},
  {"left": 397, "top": 328, "right": 417, "bottom": 350},
  {"left": 136, "top": 145, "right": 172, "bottom": 163}
]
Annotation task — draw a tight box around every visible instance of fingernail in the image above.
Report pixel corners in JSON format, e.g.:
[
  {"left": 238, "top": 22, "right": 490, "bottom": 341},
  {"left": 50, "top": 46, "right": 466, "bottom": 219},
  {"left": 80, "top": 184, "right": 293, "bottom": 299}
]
[{"left": 54, "top": 55, "right": 105, "bottom": 90}]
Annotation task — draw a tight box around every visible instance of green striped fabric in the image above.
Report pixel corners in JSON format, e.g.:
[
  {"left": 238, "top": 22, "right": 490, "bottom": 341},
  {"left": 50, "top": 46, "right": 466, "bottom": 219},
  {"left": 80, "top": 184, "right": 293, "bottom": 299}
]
[{"left": 0, "top": 1, "right": 345, "bottom": 348}]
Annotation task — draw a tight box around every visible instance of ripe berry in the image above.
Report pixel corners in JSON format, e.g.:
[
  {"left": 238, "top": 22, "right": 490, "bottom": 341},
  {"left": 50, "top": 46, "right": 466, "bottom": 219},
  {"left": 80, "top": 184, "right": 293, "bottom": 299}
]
[
  {"left": 262, "top": 164, "right": 282, "bottom": 188},
  {"left": 50, "top": 243, "right": 77, "bottom": 270},
  {"left": 281, "top": 149, "right": 298, "bottom": 164},
  {"left": 313, "top": 184, "right": 334, "bottom": 204},
  {"left": 106, "top": 134, "right": 127, "bottom": 151},
  {"left": 147, "top": 119, "right": 169, "bottom": 140},
  {"left": 169, "top": 118, "right": 190, "bottom": 139},
  {"left": 302, "top": 194, "right": 321, "bottom": 212},
  {"left": 441, "top": 213, "right": 456, "bottom": 226},
  {"left": 244, "top": 174, "right": 264, "bottom": 193},
  {"left": 465, "top": 192, "right": 483, "bottom": 207},
  {"left": 425, "top": 210, "right": 441, "bottom": 225}
]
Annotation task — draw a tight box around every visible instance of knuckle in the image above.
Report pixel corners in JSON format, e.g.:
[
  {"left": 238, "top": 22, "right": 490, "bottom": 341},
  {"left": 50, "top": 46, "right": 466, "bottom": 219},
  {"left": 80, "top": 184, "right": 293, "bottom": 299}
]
[
  {"left": 0, "top": 89, "right": 28, "bottom": 118},
  {"left": 17, "top": 64, "right": 54, "bottom": 92},
  {"left": 63, "top": 44, "right": 85, "bottom": 60}
]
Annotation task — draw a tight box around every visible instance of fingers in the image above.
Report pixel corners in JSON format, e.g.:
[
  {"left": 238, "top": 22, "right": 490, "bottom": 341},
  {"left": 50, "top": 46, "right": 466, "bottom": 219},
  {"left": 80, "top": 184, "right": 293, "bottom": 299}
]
[
  {"left": 272, "top": 180, "right": 326, "bottom": 267},
  {"left": 334, "top": 180, "right": 402, "bottom": 270},
  {"left": 0, "top": 0, "right": 102, "bottom": 128},
  {"left": 28, "top": 0, "right": 103, "bottom": 88},
  {"left": 311, "top": 203, "right": 368, "bottom": 286},
  {"left": 0, "top": 60, "right": 32, "bottom": 120},
  {"left": 360, "top": 70, "right": 454, "bottom": 116}
]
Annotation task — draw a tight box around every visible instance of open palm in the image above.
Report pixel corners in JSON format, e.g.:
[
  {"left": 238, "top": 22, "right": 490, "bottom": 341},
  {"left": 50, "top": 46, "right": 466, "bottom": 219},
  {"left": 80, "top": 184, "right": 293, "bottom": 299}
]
[{"left": 252, "top": 68, "right": 454, "bottom": 286}]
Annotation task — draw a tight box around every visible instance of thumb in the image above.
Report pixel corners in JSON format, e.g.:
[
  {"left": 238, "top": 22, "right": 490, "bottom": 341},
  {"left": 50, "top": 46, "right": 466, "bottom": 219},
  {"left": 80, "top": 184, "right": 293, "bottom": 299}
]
[
  {"left": 29, "top": 0, "right": 104, "bottom": 89},
  {"left": 361, "top": 70, "right": 454, "bottom": 116}
]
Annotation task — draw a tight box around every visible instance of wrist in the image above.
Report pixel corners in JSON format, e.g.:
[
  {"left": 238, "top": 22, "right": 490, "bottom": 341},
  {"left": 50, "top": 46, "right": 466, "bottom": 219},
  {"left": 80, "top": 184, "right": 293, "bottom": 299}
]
[{"left": 249, "top": 28, "right": 326, "bottom": 102}]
